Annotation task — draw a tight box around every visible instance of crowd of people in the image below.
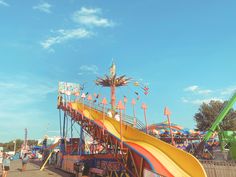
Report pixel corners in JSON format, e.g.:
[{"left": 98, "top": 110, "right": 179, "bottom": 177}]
[{"left": 0, "top": 150, "right": 30, "bottom": 177}]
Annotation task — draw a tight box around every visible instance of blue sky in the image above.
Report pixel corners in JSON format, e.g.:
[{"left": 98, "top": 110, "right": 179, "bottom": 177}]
[{"left": 0, "top": 0, "right": 236, "bottom": 142}]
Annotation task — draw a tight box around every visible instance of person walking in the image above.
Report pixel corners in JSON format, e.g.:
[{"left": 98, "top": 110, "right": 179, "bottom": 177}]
[
  {"left": 0, "top": 150, "right": 3, "bottom": 174},
  {"left": 2, "top": 153, "right": 10, "bottom": 177},
  {"left": 21, "top": 153, "right": 29, "bottom": 172}
]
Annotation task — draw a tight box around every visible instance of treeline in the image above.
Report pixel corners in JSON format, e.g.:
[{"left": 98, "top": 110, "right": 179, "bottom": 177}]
[
  {"left": 194, "top": 100, "right": 236, "bottom": 131},
  {"left": 0, "top": 139, "right": 38, "bottom": 152}
]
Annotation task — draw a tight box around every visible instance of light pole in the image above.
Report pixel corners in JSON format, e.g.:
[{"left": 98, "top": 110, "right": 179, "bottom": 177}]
[
  {"left": 13, "top": 140, "right": 16, "bottom": 154},
  {"left": 141, "top": 103, "right": 148, "bottom": 134},
  {"left": 164, "top": 107, "right": 175, "bottom": 146},
  {"left": 24, "top": 128, "right": 28, "bottom": 150},
  {"left": 102, "top": 97, "right": 107, "bottom": 135},
  {"left": 75, "top": 91, "right": 80, "bottom": 102},
  {"left": 123, "top": 96, "right": 127, "bottom": 122},
  {"left": 87, "top": 94, "right": 93, "bottom": 111},
  {"left": 118, "top": 100, "right": 125, "bottom": 149},
  {"left": 81, "top": 93, "right": 86, "bottom": 118},
  {"left": 131, "top": 99, "right": 136, "bottom": 127}
]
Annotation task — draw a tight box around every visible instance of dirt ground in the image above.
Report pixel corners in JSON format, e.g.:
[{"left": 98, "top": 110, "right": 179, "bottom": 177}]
[{"left": 1, "top": 159, "right": 73, "bottom": 177}]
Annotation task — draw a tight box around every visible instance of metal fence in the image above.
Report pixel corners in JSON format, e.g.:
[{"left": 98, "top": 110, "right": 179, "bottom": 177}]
[{"left": 200, "top": 160, "right": 236, "bottom": 177}]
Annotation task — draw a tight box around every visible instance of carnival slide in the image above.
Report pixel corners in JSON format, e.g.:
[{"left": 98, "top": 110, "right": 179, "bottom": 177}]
[{"left": 71, "top": 102, "right": 206, "bottom": 177}]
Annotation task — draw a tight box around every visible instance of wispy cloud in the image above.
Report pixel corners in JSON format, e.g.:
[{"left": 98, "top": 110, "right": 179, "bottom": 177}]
[
  {"left": 220, "top": 86, "right": 236, "bottom": 95},
  {"left": 182, "top": 97, "right": 223, "bottom": 105},
  {"left": 182, "top": 85, "right": 236, "bottom": 105},
  {"left": 0, "top": 0, "right": 9, "bottom": 6},
  {"left": 184, "top": 85, "right": 212, "bottom": 95},
  {"left": 33, "top": 2, "right": 51, "bottom": 13},
  {"left": 72, "top": 7, "right": 114, "bottom": 27},
  {"left": 41, "top": 6, "right": 115, "bottom": 50},
  {"left": 79, "top": 65, "right": 99, "bottom": 75},
  {"left": 0, "top": 74, "right": 57, "bottom": 142},
  {"left": 41, "top": 28, "right": 93, "bottom": 49},
  {"left": 0, "top": 75, "right": 56, "bottom": 108}
]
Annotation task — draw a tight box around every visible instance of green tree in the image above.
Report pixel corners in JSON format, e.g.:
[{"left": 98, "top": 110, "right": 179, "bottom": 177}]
[
  {"left": 0, "top": 139, "right": 38, "bottom": 152},
  {"left": 194, "top": 100, "right": 236, "bottom": 131},
  {"left": 27, "top": 140, "right": 38, "bottom": 146}
]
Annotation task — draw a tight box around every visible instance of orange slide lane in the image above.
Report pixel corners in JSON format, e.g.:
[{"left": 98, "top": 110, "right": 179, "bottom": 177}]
[
  {"left": 126, "top": 142, "right": 173, "bottom": 177},
  {"left": 93, "top": 119, "right": 172, "bottom": 176}
]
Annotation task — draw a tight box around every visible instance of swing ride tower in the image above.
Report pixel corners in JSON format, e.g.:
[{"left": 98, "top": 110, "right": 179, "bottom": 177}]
[{"left": 95, "top": 62, "right": 130, "bottom": 110}]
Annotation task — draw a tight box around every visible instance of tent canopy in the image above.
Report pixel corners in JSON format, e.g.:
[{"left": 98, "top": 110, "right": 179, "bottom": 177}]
[{"left": 148, "top": 121, "right": 184, "bottom": 131}]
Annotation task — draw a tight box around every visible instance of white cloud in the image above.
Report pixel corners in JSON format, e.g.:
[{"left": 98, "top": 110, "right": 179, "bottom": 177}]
[
  {"left": 184, "top": 85, "right": 212, "bottom": 95},
  {"left": 41, "top": 6, "right": 114, "bottom": 50},
  {"left": 78, "top": 7, "right": 101, "bottom": 15},
  {"left": 33, "top": 2, "right": 51, "bottom": 13},
  {"left": 72, "top": 7, "right": 114, "bottom": 27},
  {"left": 181, "top": 97, "right": 189, "bottom": 103},
  {"left": 197, "top": 89, "right": 212, "bottom": 94},
  {"left": 184, "top": 85, "right": 199, "bottom": 92},
  {"left": 220, "top": 86, "right": 236, "bottom": 95},
  {"left": 182, "top": 85, "right": 236, "bottom": 106},
  {"left": 192, "top": 98, "right": 223, "bottom": 105},
  {"left": 0, "top": 0, "right": 9, "bottom": 6},
  {"left": 41, "top": 28, "right": 93, "bottom": 49},
  {"left": 0, "top": 77, "right": 56, "bottom": 108},
  {"left": 79, "top": 65, "right": 98, "bottom": 75},
  {"left": 182, "top": 97, "right": 223, "bottom": 105}
]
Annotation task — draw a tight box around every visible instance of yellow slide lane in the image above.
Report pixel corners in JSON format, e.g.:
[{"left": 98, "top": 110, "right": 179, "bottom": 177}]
[
  {"left": 71, "top": 102, "right": 206, "bottom": 177},
  {"left": 104, "top": 120, "right": 191, "bottom": 177}
]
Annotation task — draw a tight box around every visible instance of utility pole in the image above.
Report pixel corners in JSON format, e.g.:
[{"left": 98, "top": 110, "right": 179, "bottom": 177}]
[
  {"left": 13, "top": 140, "right": 16, "bottom": 154},
  {"left": 24, "top": 128, "right": 28, "bottom": 150}
]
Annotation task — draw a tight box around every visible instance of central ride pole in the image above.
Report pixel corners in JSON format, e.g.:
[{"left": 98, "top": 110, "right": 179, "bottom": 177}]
[{"left": 111, "top": 85, "right": 116, "bottom": 111}]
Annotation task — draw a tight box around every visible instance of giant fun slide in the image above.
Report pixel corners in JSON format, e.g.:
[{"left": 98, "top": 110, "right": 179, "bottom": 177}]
[{"left": 70, "top": 102, "right": 207, "bottom": 177}]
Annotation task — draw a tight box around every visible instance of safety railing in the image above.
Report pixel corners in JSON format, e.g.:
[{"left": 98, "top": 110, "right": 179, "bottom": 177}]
[{"left": 76, "top": 99, "right": 145, "bottom": 130}]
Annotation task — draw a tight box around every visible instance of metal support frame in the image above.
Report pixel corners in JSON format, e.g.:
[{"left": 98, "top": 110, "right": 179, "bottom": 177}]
[
  {"left": 59, "top": 103, "right": 153, "bottom": 177},
  {"left": 128, "top": 150, "right": 140, "bottom": 177},
  {"left": 59, "top": 109, "right": 62, "bottom": 137},
  {"left": 139, "top": 157, "right": 144, "bottom": 177},
  {"left": 78, "top": 125, "right": 84, "bottom": 155}
]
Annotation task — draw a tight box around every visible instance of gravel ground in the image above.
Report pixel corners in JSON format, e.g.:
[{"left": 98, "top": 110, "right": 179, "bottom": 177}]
[{"left": 1, "top": 159, "right": 73, "bottom": 177}]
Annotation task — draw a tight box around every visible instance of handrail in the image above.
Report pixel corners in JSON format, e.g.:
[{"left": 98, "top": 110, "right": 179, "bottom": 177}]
[
  {"left": 76, "top": 99, "right": 145, "bottom": 130},
  {"left": 58, "top": 94, "right": 146, "bottom": 129},
  {"left": 67, "top": 99, "right": 144, "bottom": 130}
]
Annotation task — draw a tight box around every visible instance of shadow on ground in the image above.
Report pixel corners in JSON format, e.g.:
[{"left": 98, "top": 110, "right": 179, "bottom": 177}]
[{"left": 30, "top": 159, "right": 74, "bottom": 177}]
